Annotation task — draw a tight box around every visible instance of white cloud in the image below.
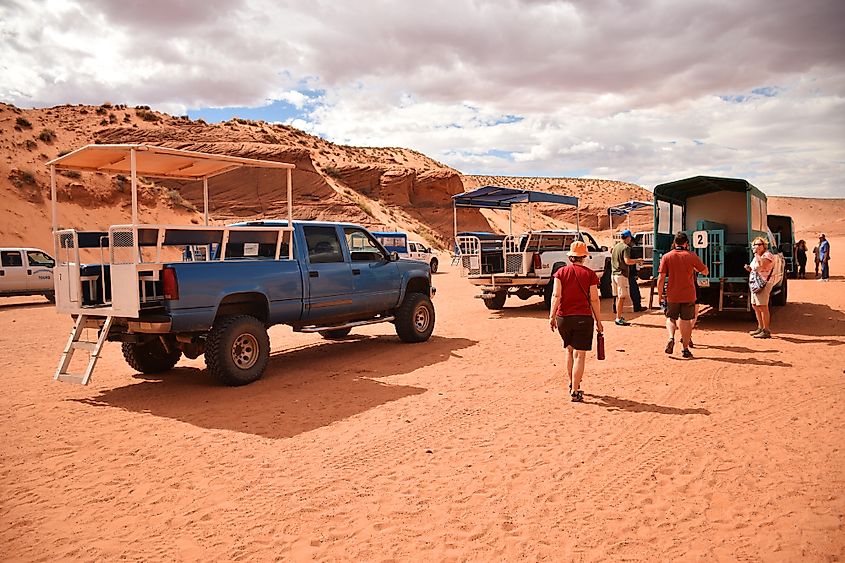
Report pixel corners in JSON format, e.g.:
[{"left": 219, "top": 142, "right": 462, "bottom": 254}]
[{"left": 1, "top": 0, "right": 843, "bottom": 196}]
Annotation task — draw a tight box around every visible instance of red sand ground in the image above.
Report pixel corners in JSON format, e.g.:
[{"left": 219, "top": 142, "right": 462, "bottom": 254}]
[{"left": 1, "top": 239, "right": 843, "bottom": 561}]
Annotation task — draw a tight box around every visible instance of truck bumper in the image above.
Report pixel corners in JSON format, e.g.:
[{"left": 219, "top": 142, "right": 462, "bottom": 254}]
[{"left": 128, "top": 316, "right": 172, "bottom": 333}]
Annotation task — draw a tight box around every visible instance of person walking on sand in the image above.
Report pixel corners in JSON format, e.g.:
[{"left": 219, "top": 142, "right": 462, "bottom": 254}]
[
  {"left": 795, "top": 239, "right": 808, "bottom": 279},
  {"left": 611, "top": 230, "right": 642, "bottom": 326},
  {"left": 549, "top": 241, "right": 604, "bottom": 402},
  {"left": 813, "top": 243, "right": 821, "bottom": 277},
  {"left": 746, "top": 236, "right": 775, "bottom": 338},
  {"left": 657, "top": 232, "right": 708, "bottom": 358},
  {"left": 818, "top": 233, "right": 831, "bottom": 281}
]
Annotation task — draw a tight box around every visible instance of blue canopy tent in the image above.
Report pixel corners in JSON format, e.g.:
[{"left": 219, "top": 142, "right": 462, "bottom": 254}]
[
  {"left": 451, "top": 185, "right": 580, "bottom": 239},
  {"left": 606, "top": 200, "right": 653, "bottom": 232}
]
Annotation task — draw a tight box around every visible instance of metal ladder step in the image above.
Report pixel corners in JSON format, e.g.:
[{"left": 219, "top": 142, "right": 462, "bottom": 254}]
[{"left": 54, "top": 314, "right": 113, "bottom": 386}]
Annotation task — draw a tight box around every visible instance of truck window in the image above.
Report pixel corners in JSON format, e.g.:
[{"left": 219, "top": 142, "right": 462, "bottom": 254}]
[
  {"left": 672, "top": 204, "right": 684, "bottom": 233},
  {"left": 344, "top": 228, "right": 386, "bottom": 262},
  {"left": 1, "top": 251, "right": 23, "bottom": 267},
  {"left": 581, "top": 233, "right": 600, "bottom": 251},
  {"left": 26, "top": 251, "right": 55, "bottom": 268},
  {"left": 304, "top": 226, "right": 344, "bottom": 264},
  {"left": 657, "top": 201, "right": 671, "bottom": 234}
]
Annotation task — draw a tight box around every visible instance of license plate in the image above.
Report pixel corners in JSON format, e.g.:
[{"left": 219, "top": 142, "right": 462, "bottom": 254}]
[{"left": 698, "top": 278, "right": 710, "bottom": 288}]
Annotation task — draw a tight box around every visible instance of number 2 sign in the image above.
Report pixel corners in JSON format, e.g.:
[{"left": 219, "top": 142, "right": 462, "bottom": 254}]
[{"left": 692, "top": 230, "right": 708, "bottom": 249}]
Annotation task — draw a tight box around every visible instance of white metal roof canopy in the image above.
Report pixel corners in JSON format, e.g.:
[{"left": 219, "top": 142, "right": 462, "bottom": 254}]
[{"left": 47, "top": 144, "right": 296, "bottom": 229}]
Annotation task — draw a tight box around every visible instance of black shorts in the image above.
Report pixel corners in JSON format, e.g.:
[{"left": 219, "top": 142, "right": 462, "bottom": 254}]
[
  {"left": 556, "top": 315, "right": 594, "bottom": 351},
  {"left": 665, "top": 302, "right": 695, "bottom": 321}
]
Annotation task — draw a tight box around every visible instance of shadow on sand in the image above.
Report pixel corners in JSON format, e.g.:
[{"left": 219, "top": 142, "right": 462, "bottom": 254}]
[
  {"left": 583, "top": 394, "right": 711, "bottom": 416},
  {"left": 0, "top": 299, "right": 53, "bottom": 310},
  {"left": 74, "top": 335, "right": 477, "bottom": 439}
]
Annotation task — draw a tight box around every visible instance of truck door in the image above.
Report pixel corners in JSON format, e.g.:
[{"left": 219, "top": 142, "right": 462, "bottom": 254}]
[
  {"left": 302, "top": 226, "right": 356, "bottom": 321},
  {"left": 25, "top": 250, "right": 55, "bottom": 291},
  {"left": 343, "top": 227, "right": 400, "bottom": 314},
  {"left": 0, "top": 250, "right": 26, "bottom": 294}
]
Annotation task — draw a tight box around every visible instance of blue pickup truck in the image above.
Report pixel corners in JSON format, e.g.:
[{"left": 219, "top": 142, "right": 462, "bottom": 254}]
[{"left": 111, "top": 220, "right": 436, "bottom": 385}]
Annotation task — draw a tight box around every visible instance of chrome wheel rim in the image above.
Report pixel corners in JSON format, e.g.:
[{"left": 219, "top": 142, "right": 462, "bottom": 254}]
[
  {"left": 232, "top": 333, "right": 259, "bottom": 369},
  {"left": 413, "top": 304, "right": 430, "bottom": 332}
]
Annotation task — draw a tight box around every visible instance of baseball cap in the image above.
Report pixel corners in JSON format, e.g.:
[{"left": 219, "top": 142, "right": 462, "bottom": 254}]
[
  {"left": 620, "top": 229, "right": 633, "bottom": 239},
  {"left": 568, "top": 240, "right": 589, "bottom": 257},
  {"left": 819, "top": 233, "right": 826, "bottom": 238}
]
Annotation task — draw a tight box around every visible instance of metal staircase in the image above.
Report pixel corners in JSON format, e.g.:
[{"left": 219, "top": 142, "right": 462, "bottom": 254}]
[{"left": 54, "top": 315, "right": 114, "bottom": 385}]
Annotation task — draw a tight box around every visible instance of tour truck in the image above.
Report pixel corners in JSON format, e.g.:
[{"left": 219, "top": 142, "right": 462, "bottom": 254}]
[
  {"left": 452, "top": 186, "right": 612, "bottom": 309},
  {"left": 0, "top": 247, "right": 56, "bottom": 303},
  {"left": 652, "top": 176, "right": 786, "bottom": 312},
  {"left": 48, "top": 144, "right": 435, "bottom": 386},
  {"left": 372, "top": 231, "right": 439, "bottom": 273}
]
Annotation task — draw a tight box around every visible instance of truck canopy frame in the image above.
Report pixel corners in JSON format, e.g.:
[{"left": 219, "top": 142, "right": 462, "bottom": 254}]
[{"left": 451, "top": 185, "right": 580, "bottom": 240}]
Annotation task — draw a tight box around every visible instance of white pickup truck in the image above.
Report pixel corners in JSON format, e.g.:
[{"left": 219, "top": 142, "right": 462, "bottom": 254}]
[
  {"left": 456, "top": 230, "right": 612, "bottom": 309},
  {"left": 0, "top": 247, "right": 56, "bottom": 303}
]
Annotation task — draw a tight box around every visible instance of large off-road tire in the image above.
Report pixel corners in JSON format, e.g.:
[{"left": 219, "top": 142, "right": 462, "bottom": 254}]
[
  {"left": 430, "top": 257, "right": 439, "bottom": 274},
  {"left": 44, "top": 292, "right": 56, "bottom": 304},
  {"left": 122, "top": 337, "right": 181, "bottom": 374},
  {"left": 318, "top": 327, "right": 352, "bottom": 339},
  {"left": 395, "top": 292, "right": 435, "bottom": 342},
  {"left": 484, "top": 291, "right": 507, "bottom": 310},
  {"left": 205, "top": 315, "right": 270, "bottom": 386},
  {"left": 600, "top": 260, "right": 613, "bottom": 298},
  {"left": 772, "top": 276, "right": 788, "bottom": 306}
]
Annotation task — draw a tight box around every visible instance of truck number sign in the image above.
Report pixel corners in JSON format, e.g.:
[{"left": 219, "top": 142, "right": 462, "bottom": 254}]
[{"left": 692, "top": 230, "right": 708, "bottom": 249}]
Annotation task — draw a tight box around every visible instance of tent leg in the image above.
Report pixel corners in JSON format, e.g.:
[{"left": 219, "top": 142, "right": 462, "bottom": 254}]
[{"left": 203, "top": 177, "right": 209, "bottom": 225}]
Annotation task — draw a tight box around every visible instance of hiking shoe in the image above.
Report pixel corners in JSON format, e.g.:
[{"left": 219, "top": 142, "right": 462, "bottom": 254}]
[
  {"left": 664, "top": 338, "right": 674, "bottom": 354},
  {"left": 615, "top": 318, "right": 631, "bottom": 326},
  {"left": 753, "top": 329, "right": 771, "bottom": 339},
  {"left": 571, "top": 390, "right": 584, "bottom": 402},
  {"left": 749, "top": 327, "right": 763, "bottom": 335},
  {"left": 682, "top": 348, "right": 694, "bottom": 359}
]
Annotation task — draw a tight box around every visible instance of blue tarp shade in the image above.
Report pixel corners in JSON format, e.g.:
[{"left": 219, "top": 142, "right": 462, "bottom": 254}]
[
  {"left": 608, "top": 200, "right": 653, "bottom": 216},
  {"left": 452, "top": 185, "right": 578, "bottom": 209}
]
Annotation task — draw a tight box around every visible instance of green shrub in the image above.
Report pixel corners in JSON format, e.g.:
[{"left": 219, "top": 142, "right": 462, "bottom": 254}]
[
  {"left": 95, "top": 107, "right": 107, "bottom": 115},
  {"left": 9, "top": 169, "right": 37, "bottom": 188},
  {"left": 24, "top": 139, "right": 37, "bottom": 151},
  {"left": 109, "top": 113, "right": 118, "bottom": 124},
  {"left": 15, "top": 117, "right": 32, "bottom": 128},
  {"left": 166, "top": 188, "right": 197, "bottom": 211}
]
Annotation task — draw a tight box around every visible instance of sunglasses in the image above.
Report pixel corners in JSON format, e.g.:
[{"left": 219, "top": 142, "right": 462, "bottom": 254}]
[{"left": 752, "top": 243, "right": 764, "bottom": 247}]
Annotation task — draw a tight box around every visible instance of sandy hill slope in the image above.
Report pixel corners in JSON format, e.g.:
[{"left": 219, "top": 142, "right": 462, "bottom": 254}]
[
  {"left": 2, "top": 102, "right": 842, "bottom": 252},
  {"left": 1, "top": 103, "right": 653, "bottom": 250}
]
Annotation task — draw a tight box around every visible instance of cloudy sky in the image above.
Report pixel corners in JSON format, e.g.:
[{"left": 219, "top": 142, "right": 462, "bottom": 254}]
[{"left": 2, "top": 0, "right": 843, "bottom": 197}]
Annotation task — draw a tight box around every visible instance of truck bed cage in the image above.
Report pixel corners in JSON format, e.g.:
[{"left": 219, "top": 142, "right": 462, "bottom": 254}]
[{"left": 46, "top": 144, "right": 297, "bottom": 318}]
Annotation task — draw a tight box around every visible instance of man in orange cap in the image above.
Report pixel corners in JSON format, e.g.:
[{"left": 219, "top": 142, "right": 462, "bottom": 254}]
[{"left": 549, "top": 240, "right": 604, "bottom": 402}]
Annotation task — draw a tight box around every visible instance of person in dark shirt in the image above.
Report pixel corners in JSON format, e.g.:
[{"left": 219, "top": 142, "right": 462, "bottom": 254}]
[{"left": 795, "top": 240, "right": 808, "bottom": 279}]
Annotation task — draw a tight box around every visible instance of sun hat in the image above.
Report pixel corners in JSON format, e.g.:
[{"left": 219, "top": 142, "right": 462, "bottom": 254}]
[
  {"left": 819, "top": 233, "right": 826, "bottom": 238},
  {"left": 620, "top": 229, "right": 633, "bottom": 239},
  {"left": 568, "top": 240, "right": 589, "bottom": 257}
]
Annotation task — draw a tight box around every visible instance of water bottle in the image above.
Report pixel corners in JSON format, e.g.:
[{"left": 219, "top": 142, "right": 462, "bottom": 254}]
[{"left": 596, "top": 332, "right": 606, "bottom": 361}]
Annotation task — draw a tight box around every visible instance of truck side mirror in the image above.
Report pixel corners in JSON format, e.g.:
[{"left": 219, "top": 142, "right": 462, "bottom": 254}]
[
  {"left": 601, "top": 245, "right": 608, "bottom": 252},
  {"left": 390, "top": 251, "right": 399, "bottom": 262}
]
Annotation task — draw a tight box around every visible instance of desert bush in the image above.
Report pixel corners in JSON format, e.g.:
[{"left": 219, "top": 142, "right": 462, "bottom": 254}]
[
  {"left": 24, "top": 139, "right": 38, "bottom": 151},
  {"left": 16, "top": 117, "right": 32, "bottom": 128},
  {"left": 109, "top": 112, "right": 118, "bottom": 124},
  {"left": 166, "top": 188, "right": 198, "bottom": 212},
  {"left": 195, "top": 118, "right": 207, "bottom": 125},
  {"left": 135, "top": 109, "right": 161, "bottom": 122},
  {"left": 79, "top": 109, "right": 88, "bottom": 114},
  {"left": 100, "top": 119, "right": 109, "bottom": 126},
  {"left": 38, "top": 128, "right": 56, "bottom": 143},
  {"left": 123, "top": 114, "right": 131, "bottom": 123},
  {"left": 101, "top": 101, "right": 113, "bottom": 109},
  {"left": 323, "top": 165, "right": 343, "bottom": 179},
  {"left": 356, "top": 201, "right": 375, "bottom": 218},
  {"left": 9, "top": 169, "right": 37, "bottom": 188},
  {"left": 95, "top": 107, "right": 107, "bottom": 115},
  {"left": 134, "top": 105, "right": 150, "bottom": 110},
  {"left": 60, "top": 170, "right": 82, "bottom": 179}
]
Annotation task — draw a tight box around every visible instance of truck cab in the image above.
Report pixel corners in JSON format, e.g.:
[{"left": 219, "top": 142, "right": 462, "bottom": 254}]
[
  {"left": 0, "top": 247, "right": 56, "bottom": 302},
  {"left": 653, "top": 176, "right": 787, "bottom": 311}
]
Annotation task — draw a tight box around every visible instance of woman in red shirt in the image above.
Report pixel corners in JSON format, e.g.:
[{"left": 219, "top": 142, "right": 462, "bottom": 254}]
[{"left": 549, "top": 241, "right": 604, "bottom": 402}]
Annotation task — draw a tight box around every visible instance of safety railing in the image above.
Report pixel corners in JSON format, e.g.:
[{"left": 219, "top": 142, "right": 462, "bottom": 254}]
[
  {"left": 503, "top": 235, "right": 525, "bottom": 275},
  {"left": 455, "top": 235, "right": 482, "bottom": 277}
]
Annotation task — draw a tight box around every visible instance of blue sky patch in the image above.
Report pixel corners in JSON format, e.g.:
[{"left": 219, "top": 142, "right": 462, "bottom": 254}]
[{"left": 187, "top": 92, "right": 321, "bottom": 124}]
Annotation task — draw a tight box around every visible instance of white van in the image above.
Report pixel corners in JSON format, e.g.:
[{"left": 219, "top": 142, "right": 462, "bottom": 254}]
[{"left": 0, "top": 247, "right": 56, "bottom": 302}]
